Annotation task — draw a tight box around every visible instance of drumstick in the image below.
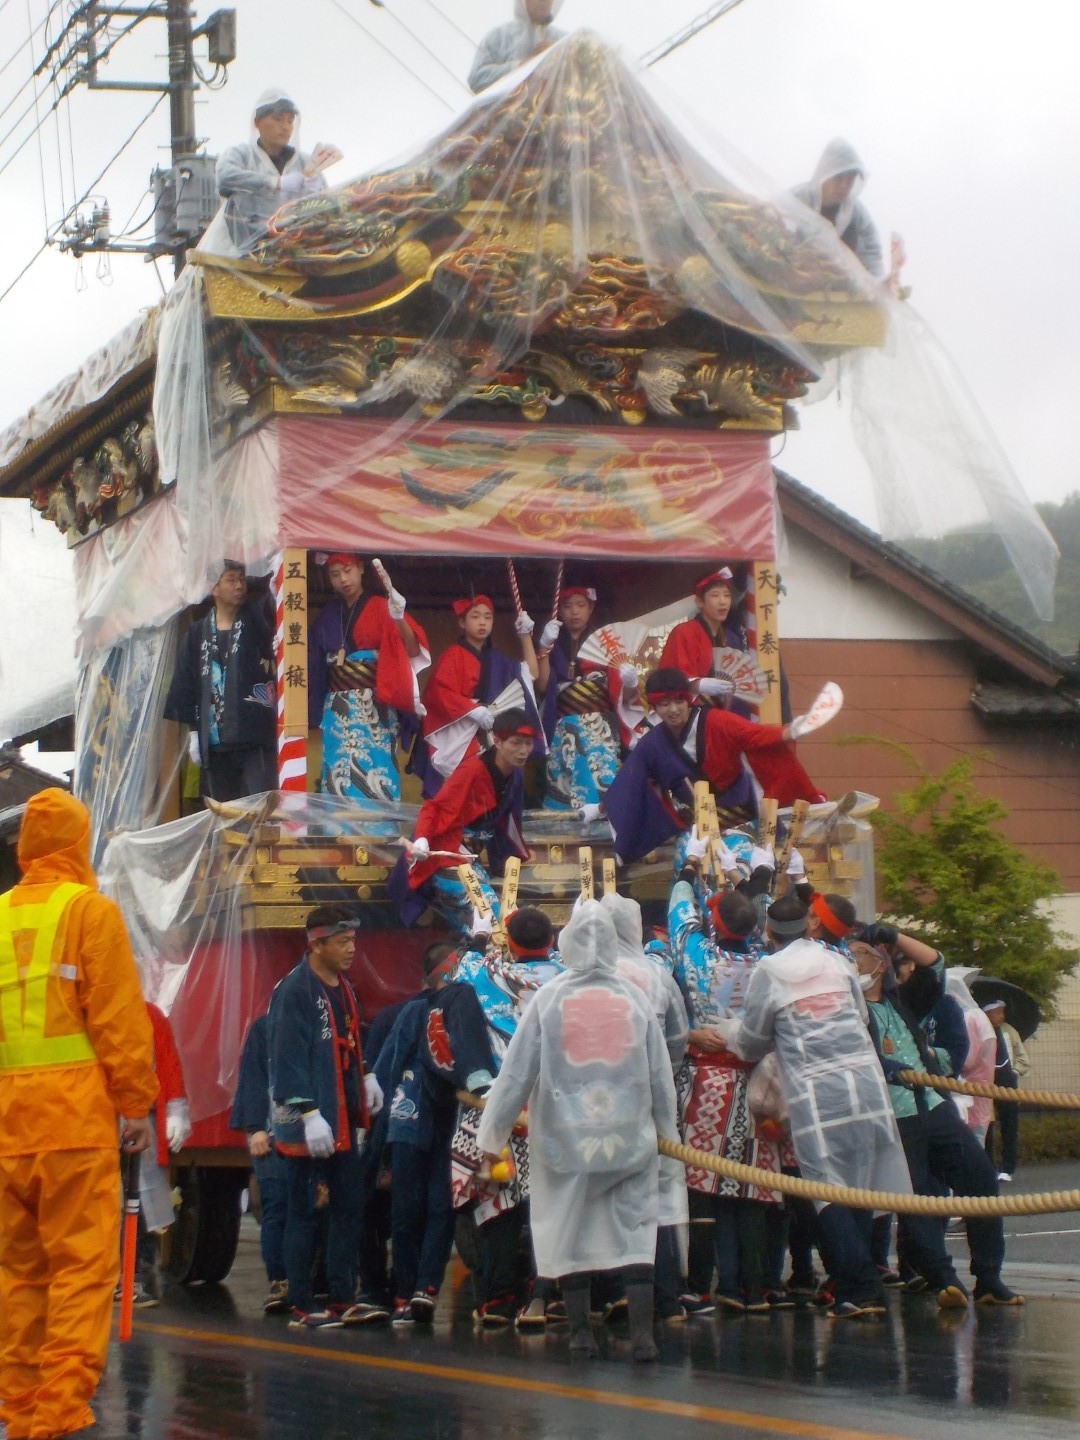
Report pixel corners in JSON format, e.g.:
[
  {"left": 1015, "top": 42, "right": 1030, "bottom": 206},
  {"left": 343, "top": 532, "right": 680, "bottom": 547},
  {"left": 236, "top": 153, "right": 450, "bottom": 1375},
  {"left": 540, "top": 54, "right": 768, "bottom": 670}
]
[
  {"left": 507, "top": 558, "right": 523, "bottom": 615},
  {"left": 550, "top": 560, "right": 564, "bottom": 623}
]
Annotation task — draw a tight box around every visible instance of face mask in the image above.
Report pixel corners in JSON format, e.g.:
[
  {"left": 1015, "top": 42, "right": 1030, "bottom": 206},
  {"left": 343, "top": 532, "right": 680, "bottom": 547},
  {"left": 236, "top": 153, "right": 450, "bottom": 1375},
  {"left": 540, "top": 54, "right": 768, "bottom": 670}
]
[{"left": 858, "top": 970, "right": 880, "bottom": 994}]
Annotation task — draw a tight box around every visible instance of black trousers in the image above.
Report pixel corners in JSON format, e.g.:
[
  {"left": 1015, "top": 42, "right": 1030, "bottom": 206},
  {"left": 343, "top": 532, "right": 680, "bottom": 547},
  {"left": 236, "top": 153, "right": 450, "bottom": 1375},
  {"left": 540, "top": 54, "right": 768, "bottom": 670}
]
[
  {"left": 204, "top": 743, "right": 276, "bottom": 801},
  {"left": 986, "top": 1093, "right": 1019, "bottom": 1175},
  {"left": 899, "top": 1102, "right": 1003, "bottom": 1286}
]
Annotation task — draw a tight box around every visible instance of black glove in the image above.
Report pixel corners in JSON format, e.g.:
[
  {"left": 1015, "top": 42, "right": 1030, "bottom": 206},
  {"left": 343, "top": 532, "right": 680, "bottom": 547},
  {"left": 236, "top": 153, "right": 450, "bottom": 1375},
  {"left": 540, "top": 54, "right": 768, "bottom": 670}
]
[
  {"left": 881, "top": 1057, "right": 913, "bottom": 1089},
  {"left": 864, "top": 922, "right": 899, "bottom": 949}
]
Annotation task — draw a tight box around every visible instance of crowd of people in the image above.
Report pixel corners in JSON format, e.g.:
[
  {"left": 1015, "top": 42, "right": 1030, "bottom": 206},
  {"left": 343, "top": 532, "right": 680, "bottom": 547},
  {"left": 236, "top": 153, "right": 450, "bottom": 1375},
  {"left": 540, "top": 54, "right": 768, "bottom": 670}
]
[{"left": 219, "top": 832, "right": 1026, "bottom": 1358}]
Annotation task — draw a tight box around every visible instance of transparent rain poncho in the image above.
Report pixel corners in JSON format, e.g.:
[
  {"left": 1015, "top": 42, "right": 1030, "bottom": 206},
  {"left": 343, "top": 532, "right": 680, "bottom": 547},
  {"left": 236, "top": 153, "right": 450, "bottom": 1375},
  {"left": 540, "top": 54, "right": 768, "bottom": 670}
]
[
  {"left": 475, "top": 899, "right": 679, "bottom": 1276},
  {"left": 730, "top": 936, "right": 911, "bottom": 1197},
  {"left": 601, "top": 891, "right": 689, "bottom": 1069}
]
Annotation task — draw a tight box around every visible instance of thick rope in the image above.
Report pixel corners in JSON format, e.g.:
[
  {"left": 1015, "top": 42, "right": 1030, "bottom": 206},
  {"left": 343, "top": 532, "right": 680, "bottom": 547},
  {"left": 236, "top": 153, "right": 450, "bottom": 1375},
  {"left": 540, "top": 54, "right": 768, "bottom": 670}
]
[
  {"left": 898, "top": 1070, "right": 1080, "bottom": 1111},
  {"left": 456, "top": 1089, "right": 1080, "bottom": 1218}
]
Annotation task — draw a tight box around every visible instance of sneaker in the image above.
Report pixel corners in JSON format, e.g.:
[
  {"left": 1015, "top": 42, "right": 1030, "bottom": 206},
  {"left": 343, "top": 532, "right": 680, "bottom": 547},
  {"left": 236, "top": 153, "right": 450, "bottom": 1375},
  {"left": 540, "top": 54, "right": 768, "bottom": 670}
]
[
  {"left": 813, "top": 1280, "right": 836, "bottom": 1308},
  {"left": 876, "top": 1266, "right": 905, "bottom": 1288},
  {"left": 678, "top": 1291, "right": 716, "bottom": 1317},
  {"left": 938, "top": 1282, "right": 970, "bottom": 1310},
  {"left": 902, "top": 1274, "right": 930, "bottom": 1295},
  {"left": 475, "top": 1295, "right": 516, "bottom": 1328},
  {"left": 714, "top": 1291, "right": 746, "bottom": 1314},
  {"left": 515, "top": 1296, "right": 547, "bottom": 1332},
  {"left": 997, "top": 1172, "right": 1013, "bottom": 1183},
  {"left": 131, "top": 1282, "right": 160, "bottom": 1310},
  {"left": 338, "top": 1299, "right": 389, "bottom": 1325},
  {"left": 765, "top": 1289, "right": 795, "bottom": 1310},
  {"left": 410, "top": 1287, "right": 438, "bottom": 1323},
  {"left": 786, "top": 1272, "right": 820, "bottom": 1297},
  {"left": 974, "top": 1279, "right": 1025, "bottom": 1306},
  {"left": 827, "top": 1301, "right": 866, "bottom": 1320},
  {"left": 854, "top": 1298, "right": 887, "bottom": 1317},
  {"left": 545, "top": 1298, "right": 568, "bottom": 1323},
  {"left": 391, "top": 1299, "right": 415, "bottom": 1326},
  {"left": 263, "top": 1279, "right": 290, "bottom": 1314},
  {"left": 289, "top": 1308, "right": 344, "bottom": 1329}
]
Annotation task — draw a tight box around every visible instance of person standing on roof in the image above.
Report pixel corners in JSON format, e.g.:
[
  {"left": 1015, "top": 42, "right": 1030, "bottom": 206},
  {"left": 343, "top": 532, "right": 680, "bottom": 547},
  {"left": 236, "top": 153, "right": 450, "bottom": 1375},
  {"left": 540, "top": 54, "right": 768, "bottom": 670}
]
[
  {"left": 791, "top": 138, "right": 884, "bottom": 278},
  {"left": 0, "top": 789, "right": 158, "bottom": 1440},
  {"left": 216, "top": 89, "right": 342, "bottom": 250},
  {"left": 468, "top": 0, "right": 566, "bottom": 92}
]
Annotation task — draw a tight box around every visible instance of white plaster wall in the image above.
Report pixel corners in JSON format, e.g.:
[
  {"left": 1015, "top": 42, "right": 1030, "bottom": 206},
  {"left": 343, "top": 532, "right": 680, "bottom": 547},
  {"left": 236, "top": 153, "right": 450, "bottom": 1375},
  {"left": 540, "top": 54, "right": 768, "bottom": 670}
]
[{"left": 779, "top": 522, "right": 958, "bottom": 642}]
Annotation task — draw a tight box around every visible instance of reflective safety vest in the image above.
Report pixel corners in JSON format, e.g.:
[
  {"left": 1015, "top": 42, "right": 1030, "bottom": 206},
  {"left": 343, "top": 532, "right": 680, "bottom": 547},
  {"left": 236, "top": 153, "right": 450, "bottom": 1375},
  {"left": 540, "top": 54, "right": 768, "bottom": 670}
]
[{"left": 0, "top": 881, "right": 98, "bottom": 1070}]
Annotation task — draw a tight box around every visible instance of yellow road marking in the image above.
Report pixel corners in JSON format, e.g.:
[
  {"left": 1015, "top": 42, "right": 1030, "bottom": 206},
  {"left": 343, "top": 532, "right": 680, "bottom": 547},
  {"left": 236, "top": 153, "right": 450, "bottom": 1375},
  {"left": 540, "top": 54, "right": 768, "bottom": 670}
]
[{"left": 134, "top": 1319, "right": 916, "bottom": 1440}]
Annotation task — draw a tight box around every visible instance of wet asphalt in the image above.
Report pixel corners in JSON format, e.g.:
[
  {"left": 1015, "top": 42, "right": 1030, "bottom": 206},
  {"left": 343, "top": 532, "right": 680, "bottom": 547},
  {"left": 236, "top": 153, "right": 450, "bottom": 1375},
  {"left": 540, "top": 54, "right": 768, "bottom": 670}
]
[{"left": 86, "top": 1162, "right": 1080, "bottom": 1440}]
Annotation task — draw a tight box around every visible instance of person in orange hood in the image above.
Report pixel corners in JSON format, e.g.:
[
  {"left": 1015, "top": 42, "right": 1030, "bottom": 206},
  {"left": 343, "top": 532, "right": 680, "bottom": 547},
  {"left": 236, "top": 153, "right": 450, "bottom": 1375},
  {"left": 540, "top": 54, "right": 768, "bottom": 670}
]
[{"left": 0, "top": 788, "right": 158, "bottom": 1440}]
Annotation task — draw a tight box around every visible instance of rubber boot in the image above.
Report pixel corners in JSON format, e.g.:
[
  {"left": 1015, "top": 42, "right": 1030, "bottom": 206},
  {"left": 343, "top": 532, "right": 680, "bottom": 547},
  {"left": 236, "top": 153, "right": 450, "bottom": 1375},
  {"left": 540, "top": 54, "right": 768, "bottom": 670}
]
[
  {"left": 561, "top": 1276, "right": 597, "bottom": 1358},
  {"left": 627, "top": 1281, "right": 658, "bottom": 1362}
]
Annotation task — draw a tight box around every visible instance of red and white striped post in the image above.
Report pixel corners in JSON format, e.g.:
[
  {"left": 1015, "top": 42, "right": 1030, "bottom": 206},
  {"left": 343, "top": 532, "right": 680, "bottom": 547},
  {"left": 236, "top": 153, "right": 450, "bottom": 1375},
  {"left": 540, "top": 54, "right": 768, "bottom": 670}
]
[{"left": 273, "top": 549, "right": 309, "bottom": 792}]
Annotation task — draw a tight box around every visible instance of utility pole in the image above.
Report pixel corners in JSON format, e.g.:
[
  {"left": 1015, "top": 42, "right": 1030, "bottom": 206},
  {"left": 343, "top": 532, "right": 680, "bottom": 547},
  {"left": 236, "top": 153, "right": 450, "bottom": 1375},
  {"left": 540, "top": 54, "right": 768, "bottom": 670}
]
[
  {"left": 168, "top": 0, "right": 197, "bottom": 165},
  {"left": 47, "top": 5, "right": 236, "bottom": 272}
]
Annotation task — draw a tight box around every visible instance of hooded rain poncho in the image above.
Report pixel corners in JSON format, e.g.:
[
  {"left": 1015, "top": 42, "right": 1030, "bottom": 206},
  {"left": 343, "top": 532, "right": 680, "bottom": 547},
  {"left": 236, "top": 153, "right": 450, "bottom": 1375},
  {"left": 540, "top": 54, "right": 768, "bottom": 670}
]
[
  {"left": 475, "top": 900, "right": 679, "bottom": 1276},
  {"left": 729, "top": 936, "right": 910, "bottom": 1196}
]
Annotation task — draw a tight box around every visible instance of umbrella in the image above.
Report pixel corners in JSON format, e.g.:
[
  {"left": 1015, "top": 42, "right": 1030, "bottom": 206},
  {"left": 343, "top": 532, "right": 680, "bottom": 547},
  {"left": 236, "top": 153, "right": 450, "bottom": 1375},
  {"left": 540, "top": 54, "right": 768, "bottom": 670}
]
[{"left": 968, "top": 977, "right": 1041, "bottom": 1041}]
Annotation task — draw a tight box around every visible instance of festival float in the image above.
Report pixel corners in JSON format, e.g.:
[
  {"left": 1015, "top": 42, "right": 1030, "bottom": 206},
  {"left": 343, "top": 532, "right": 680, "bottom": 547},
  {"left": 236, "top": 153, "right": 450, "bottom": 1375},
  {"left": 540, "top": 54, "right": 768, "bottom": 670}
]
[{"left": 0, "top": 32, "right": 888, "bottom": 1278}]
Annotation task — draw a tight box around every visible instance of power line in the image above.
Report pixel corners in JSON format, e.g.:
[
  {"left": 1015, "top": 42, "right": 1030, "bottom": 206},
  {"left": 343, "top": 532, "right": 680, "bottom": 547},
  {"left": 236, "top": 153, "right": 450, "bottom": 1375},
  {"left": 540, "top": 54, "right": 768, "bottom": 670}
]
[
  {"left": 358, "top": 0, "right": 472, "bottom": 99},
  {"left": 414, "top": 0, "right": 477, "bottom": 49},
  {"left": 324, "top": 0, "right": 456, "bottom": 112},
  {"left": 0, "top": 88, "right": 166, "bottom": 308},
  {"left": 641, "top": 0, "right": 748, "bottom": 67}
]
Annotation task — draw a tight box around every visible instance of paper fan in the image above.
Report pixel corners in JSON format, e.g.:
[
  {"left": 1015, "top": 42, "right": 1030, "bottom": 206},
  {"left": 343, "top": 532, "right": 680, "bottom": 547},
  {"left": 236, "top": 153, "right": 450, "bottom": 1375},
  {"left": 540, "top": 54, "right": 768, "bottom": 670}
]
[
  {"left": 488, "top": 679, "right": 526, "bottom": 715},
  {"left": 714, "top": 647, "right": 770, "bottom": 702}
]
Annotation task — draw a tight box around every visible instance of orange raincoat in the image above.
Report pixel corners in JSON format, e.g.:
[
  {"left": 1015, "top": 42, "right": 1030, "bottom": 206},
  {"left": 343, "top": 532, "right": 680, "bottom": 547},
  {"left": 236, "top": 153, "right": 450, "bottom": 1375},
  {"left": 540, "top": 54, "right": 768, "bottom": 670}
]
[{"left": 0, "top": 788, "right": 157, "bottom": 1440}]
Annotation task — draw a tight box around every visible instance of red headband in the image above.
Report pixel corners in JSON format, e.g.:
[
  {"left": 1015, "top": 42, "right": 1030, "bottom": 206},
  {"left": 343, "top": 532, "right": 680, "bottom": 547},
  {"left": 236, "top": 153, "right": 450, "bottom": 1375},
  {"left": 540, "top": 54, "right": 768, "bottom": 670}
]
[
  {"left": 495, "top": 722, "right": 538, "bottom": 741},
  {"left": 453, "top": 595, "right": 494, "bottom": 618},
  {"left": 561, "top": 587, "right": 596, "bottom": 603},
  {"left": 706, "top": 894, "right": 749, "bottom": 942},
  {"left": 507, "top": 940, "right": 551, "bottom": 958},
  {"left": 694, "top": 568, "right": 734, "bottom": 596},
  {"left": 648, "top": 689, "right": 692, "bottom": 706},
  {"left": 811, "top": 892, "right": 851, "bottom": 940},
  {"left": 322, "top": 552, "right": 360, "bottom": 570}
]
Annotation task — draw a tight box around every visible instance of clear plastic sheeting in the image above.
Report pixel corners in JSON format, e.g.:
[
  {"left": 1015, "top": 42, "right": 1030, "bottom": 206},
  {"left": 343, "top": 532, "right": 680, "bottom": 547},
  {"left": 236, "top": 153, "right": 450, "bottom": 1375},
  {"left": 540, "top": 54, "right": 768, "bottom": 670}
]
[
  {"left": 73, "top": 623, "right": 180, "bottom": 867},
  {"left": 0, "top": 308, "right": 159, "bottom": 478},
  {"left": 150, "top": 31, "right": 884, "bottom": 589},
  {"left": 72, "top": 425, "right": 280, "bottom": 657},
  {"left": 0, "top": 499, "right": 77, "bottom": 739},
  {"left": 846, "top": 298, "right": 1058, "bottom": 623},
  {"left": 97, "top": 788, "right": 879, "bottom": 1122}
]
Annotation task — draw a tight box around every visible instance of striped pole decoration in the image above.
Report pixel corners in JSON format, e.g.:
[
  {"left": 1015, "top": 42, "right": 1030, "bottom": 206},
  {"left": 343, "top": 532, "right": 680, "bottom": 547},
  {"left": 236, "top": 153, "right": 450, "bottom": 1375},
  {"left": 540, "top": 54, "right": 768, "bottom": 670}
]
[{"left": 273, "top": 550, "right": 308, "bottom": 792}]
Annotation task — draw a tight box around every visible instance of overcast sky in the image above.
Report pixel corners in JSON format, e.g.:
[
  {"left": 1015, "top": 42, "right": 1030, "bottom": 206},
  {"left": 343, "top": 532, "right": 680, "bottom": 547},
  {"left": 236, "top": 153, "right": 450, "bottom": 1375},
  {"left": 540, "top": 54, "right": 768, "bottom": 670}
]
[{"left": 1, "top": 0, "right": 1077, "bottom": 528}]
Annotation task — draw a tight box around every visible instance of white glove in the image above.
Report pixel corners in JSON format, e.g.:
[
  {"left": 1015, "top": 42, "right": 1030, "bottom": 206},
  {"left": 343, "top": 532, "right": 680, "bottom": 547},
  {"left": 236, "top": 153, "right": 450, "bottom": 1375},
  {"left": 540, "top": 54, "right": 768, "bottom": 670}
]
[
  {"left": 363, "top": 1073, "right": 384, "bottom": 1117},
  {"left": 578, "top": 802, "right": 603, "bottom": 824},
  {"left": 538, "top": 619, "right": 561, "bottom": 650},
  {"left": 514, "top": 611, "right": 535, "bottom": 636},
  {"left": 749, "top": 845, "right": 775, "bottom": 872},
  {"left": 698, "top": 675, "right": 735, "bottom": 698},
  {"left": 303, "top": 1110, "right": 335, "bottom": 1159},
  {"left": 279, "top": 171, "right": 306, "bottom": 197},
  {"left": 187, "top": 731, "right": 201, "bottom": 767},
  {"left": 470, "top": 905, "right": 494, "bottom": 939},
  {"left": 165, "top": 1098, "right": 192, "bottom": 1153},
  {"left": 786, "top": 846, "right": 806, "bottom": 880},
  {"left": 713, "top": 1017, "right": 740, "bottom": 1044},
  {"left": 684, "top": 825, "right": 709, "bottom": 864},
  {"left": 302, "top": 175, "right": 323, "bottom": 196},
  {"left": 619, "top": 662, "right": 639, "bottom": 690},
  {"left": 471, "top": 706, "right": 494, "bottom": 731},
  {"left": 715, "top": 841, "right": 738, "bottom": 872},
  {"left": 409, "top": 836, "right": 430, "bottom": 862},
  {"left": 387, "top": 587, "right": 407, "bottom": 621}
]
